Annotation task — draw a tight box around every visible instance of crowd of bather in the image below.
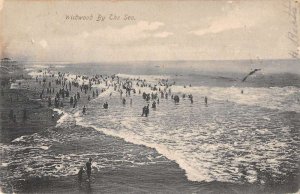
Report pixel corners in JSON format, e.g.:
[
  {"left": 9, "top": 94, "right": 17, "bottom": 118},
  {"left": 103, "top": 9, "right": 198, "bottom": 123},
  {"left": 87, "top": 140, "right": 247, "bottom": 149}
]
[
  {"left": 2, "top": 67, "right": 210, "bottom": 123},
  {"left": 33, "top": 68, "right": 206, "bottom": 118}
]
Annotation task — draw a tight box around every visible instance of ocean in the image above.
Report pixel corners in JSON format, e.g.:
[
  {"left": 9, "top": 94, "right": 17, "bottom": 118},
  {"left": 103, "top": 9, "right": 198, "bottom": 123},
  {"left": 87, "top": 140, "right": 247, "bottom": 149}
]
[{"left": 1, "top": 60, "right": 299, "bottom": 193}]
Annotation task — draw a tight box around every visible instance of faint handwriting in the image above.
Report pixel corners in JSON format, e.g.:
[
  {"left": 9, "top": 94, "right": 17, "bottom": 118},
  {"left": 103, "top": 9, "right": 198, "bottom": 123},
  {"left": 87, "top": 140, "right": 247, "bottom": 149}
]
[{"left": 285, "top": 0, "right": 299, "bottom": 59}]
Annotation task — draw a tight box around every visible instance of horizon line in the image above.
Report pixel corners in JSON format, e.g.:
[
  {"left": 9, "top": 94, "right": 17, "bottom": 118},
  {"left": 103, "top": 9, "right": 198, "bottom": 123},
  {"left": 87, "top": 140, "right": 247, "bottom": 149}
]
[{"left": 4, "top": 58, "right": 299, "bottom": 64}]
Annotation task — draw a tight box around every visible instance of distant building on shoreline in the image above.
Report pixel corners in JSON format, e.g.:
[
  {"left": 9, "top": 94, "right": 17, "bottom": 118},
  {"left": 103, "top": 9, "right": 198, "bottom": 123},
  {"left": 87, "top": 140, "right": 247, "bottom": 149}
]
[
  {"left": 1, "top": 57, "right": 16, "bottom": 63},
  {"left": 1, "top": 58, "right": 23, "bottom": 73}
]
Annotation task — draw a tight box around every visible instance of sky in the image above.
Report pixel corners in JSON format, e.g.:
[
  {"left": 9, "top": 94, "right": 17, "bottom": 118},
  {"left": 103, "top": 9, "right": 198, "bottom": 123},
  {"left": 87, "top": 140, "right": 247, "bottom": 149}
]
[{"left": 0, "top": 0, "right": 299, "bottom": 62}]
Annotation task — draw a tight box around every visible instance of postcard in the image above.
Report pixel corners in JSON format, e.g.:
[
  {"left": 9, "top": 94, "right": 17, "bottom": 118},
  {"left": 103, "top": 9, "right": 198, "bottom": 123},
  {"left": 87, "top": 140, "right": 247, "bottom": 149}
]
[{"left": 0, "top": 0, "right": 299, "bottom": 193}]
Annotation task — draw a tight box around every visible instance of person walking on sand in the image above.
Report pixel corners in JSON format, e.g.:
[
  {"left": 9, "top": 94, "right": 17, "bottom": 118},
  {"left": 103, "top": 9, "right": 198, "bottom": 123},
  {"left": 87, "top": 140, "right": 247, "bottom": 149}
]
[
  {"left": 86, "top": 158, "right": 92, "bottom": 181},
  {"left": 83, "top": 106, "right": 86, "bottom": 114}
]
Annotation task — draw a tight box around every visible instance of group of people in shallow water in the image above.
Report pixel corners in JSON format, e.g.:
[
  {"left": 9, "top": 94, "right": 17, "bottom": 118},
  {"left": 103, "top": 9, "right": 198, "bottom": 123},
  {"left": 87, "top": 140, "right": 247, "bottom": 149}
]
[
  {"left": 34, "top": 68, "right": 211, "bottom": 121},
  {"left": 0, "top": 67, "right": 213, "bottom": 127}
]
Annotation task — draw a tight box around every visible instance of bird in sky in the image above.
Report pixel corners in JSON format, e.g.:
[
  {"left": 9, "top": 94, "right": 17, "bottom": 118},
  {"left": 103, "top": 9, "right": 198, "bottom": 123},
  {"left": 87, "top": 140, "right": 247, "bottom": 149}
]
[{"left": 242, "top": 69, "right": 261, "bottom": 82}]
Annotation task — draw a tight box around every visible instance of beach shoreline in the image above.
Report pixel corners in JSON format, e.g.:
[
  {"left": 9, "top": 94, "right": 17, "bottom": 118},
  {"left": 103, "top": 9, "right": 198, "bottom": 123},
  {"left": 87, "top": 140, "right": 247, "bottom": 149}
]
[{"left": 0, "top": 64, "right": 299, "bottom": 194}]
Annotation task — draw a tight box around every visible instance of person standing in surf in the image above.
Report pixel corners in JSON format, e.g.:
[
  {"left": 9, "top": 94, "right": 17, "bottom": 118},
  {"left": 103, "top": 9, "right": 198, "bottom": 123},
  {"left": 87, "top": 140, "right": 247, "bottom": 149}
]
[
  {"left": 82, "top": 106, "right": 87, "bottom": 114},
  {"left": 78, "top": 166, "right": 84, "bottom": 186},
  {"left": 86, "top": 158, "right": 92, "bottom": 181}
]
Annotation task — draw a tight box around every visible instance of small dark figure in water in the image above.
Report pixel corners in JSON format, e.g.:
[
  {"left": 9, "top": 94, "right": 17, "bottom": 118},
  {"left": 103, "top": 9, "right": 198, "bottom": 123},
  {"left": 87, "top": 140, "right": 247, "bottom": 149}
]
[
  {"left": 122, "top": 98, "right": 126, "bottom": 105},
  {"left": 66, "top": 90, "right": 69, "bottom": 98},
  {"left": 145, "top": 104, "right": 149, "bottom": 116},
  {"left": 205, "top": 96, "right": 208, "bottom": 105},
  {"left": 86, "top": 158, "right": 92, "bottom": 181},
  {"left": 188, "top": 94, "right": 193, "bottom": 104},
  {"left": 146, "top": 94, "right": 150, "bottom": 101},
  {"left": 48, "top": 97, "right": 52, "bottom": 107},
  {"left": 88, "top": 95, "right": 91, "bottom": 101},
  {"left": 141, "top": 105, "right": 149, "bottom": 117},
  {"left": 152, "top": 101, "right": 156, "bottom": 109},
  {"left": 78, "top": 166, "right": 84, "bottom": 185},
  {"left": 174, "top": 95, "right": 180, "bottom": 103},
  {"left": 142, "top": 106, "right": 146, "bottom": 116},
  {"left": 103, "top": 102, "right": 108, "bottom": 109},
  {"left": 82, "top": 106, "right": 86, "bottom": 114},
  {"left": 70, "top": 97, "right": 74, "bottom": 105}
]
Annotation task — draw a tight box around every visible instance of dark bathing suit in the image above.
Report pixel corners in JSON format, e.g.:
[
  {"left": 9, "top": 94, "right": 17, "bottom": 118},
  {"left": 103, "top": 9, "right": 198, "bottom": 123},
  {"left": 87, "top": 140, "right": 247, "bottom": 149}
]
[{"left": 86, "top": 161, "right": 92, "bottom": 179}]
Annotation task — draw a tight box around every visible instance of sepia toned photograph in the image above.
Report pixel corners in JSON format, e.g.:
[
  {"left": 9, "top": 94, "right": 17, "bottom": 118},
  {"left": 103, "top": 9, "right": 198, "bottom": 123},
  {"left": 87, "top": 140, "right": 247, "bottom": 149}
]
[{"left": 0, "top": 0, "right": 299, "bottom": 193}]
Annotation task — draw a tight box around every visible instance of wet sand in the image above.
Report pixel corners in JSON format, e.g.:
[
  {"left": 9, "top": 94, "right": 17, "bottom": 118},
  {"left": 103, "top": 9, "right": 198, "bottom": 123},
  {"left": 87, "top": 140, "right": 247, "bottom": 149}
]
[{"left": 0, "top": 88, "right": 59, "bottom": 143}]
